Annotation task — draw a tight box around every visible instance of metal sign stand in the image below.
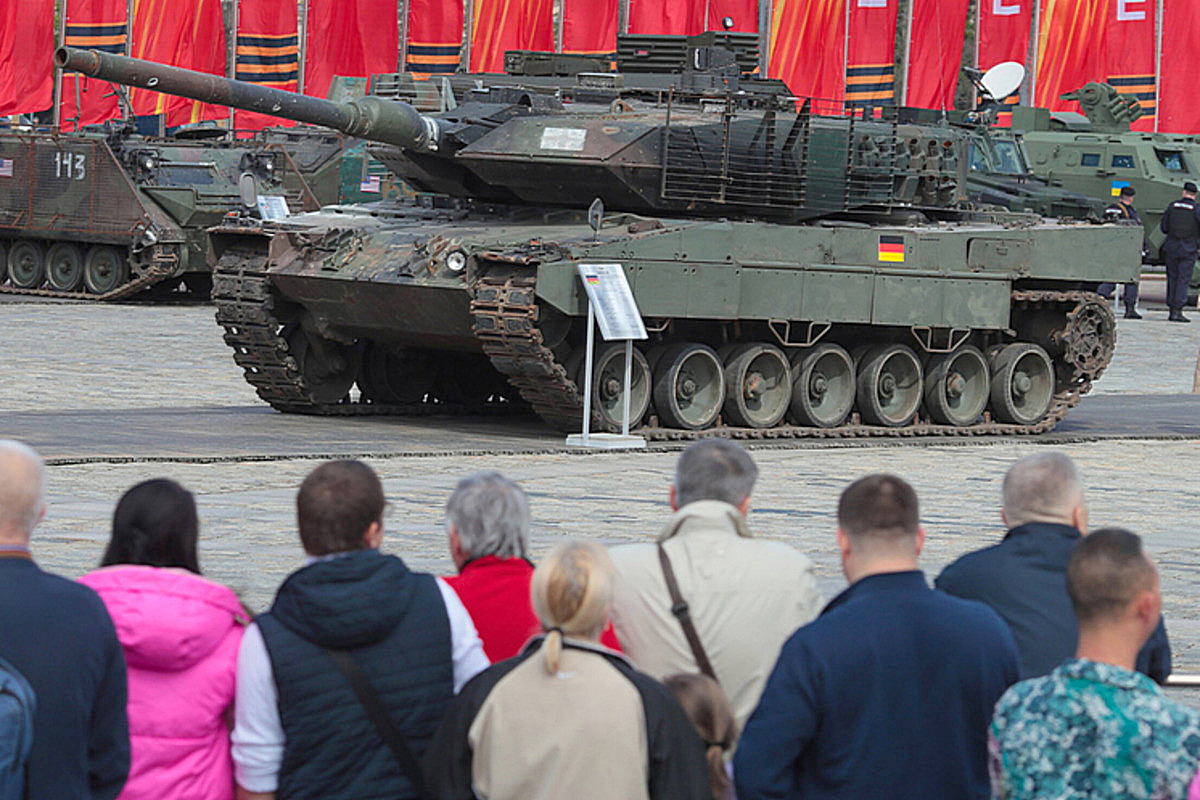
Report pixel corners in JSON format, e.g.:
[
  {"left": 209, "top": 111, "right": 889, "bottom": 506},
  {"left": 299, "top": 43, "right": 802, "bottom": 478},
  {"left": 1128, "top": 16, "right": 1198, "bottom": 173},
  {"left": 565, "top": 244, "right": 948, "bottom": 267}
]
[{"left": 566, "top": 263, "right": 647, "bottom": 450}]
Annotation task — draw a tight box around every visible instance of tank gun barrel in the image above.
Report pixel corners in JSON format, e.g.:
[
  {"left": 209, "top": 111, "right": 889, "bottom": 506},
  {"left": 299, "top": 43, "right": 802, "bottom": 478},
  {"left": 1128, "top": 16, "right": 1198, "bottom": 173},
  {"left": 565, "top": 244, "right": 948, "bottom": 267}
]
[{"left": 55, "top": 47, "right": 441, "bottom": 151}]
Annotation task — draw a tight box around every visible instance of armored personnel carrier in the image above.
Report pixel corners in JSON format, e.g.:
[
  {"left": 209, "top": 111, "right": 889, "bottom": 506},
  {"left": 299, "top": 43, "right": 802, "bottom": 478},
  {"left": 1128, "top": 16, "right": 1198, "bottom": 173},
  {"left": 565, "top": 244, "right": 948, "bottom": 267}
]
[
  {"left": 1014, "top": 82, "right": 1200, "bottom": 267},
  {"left": 0, "top": 115, "right": 368, "bottom": 299},
  {"left": 59, "top": 45, "right": 1140, "bottom": 439}
]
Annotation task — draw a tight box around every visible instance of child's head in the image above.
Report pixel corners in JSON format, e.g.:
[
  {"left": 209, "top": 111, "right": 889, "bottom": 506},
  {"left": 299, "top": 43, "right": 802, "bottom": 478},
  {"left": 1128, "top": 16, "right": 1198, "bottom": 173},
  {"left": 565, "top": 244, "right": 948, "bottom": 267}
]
[{"left": 664, "top": 673, "right": 737, "bottom": 800}]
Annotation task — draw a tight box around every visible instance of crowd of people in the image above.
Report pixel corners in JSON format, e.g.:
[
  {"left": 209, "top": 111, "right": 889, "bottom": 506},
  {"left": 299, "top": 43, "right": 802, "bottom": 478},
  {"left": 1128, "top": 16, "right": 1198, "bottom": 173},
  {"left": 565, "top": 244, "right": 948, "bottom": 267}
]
[{"left": 1, "top": 436, "right": 1199, "bottom": 800}]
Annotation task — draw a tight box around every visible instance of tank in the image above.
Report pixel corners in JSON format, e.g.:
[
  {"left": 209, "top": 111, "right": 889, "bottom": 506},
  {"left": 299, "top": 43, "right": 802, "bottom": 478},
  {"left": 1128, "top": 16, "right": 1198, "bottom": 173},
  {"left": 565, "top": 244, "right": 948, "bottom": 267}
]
[
  {"left": 0, "top": 112, "right": 369, "bottom": 299},
  {"left": 58, "top": 45, "right": 1141, "bottom": 439},
  {"left": 1013, "top": 82, "right": 1200, "bottom": 280}
]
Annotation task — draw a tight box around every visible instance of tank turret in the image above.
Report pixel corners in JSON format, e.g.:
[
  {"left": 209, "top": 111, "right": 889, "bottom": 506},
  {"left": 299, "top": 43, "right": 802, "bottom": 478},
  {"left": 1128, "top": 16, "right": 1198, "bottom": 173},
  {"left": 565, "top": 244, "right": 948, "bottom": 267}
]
[
  {"left": 59, "top": 45, "right": 966, "bottom": 223},
  {"left": 1059, "top": 82, "right": 1144, "bottom": 133}
]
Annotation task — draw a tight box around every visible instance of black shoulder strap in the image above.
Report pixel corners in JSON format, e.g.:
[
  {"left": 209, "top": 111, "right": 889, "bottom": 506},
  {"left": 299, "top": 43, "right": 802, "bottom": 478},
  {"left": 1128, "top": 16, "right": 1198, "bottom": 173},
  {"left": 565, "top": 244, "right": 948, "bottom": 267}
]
[
  {"left": 656, "top": 543, "right": 718, "bottom": 682},
  {"left": 325, "top": 648, "right": 432, "bottom": 800}
]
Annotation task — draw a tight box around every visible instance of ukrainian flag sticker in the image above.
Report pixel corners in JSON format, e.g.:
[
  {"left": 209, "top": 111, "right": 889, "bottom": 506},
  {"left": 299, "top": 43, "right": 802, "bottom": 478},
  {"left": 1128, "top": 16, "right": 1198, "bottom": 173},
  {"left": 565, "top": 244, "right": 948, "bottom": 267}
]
[
  {"left": 878, "top": 235, "right": 905, "bottom": 263},
  {"left": 1111, "top": 180, "right": 1131, "bottom": 197}
]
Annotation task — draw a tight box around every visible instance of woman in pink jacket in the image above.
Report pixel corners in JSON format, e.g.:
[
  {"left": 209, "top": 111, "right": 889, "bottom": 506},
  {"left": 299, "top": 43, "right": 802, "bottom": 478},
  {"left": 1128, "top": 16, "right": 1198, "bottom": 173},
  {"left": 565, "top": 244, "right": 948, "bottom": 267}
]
[{"left": 80, "top": 479, "right": 247, "bottom": 800}]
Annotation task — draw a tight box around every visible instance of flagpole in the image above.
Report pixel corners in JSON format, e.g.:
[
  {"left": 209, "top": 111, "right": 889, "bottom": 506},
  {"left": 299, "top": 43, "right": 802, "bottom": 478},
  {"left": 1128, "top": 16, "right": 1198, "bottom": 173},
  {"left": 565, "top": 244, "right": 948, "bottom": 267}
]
[
  {"left": 759, "top": 0, "right": 770, "bottom": 75},
  {"left": 1154, "top": 0, "right": 1163, "bottom": 132},
  {"left": 398, "top": 0, "right": 409, "bottom": 71},
  {"left": 462, "top": 0, "right": 475, "bottom": 70},
  {"left": 554, "top": 0, "right": 564, "bottom": 52},
  {"left": 842, "top": 0, "right": 850, "bottom": 109},
  {"left": 54, "top": 0, "right": 68, "bottom": 128},
  {"left": 619, "top": 0, "right": 629, "bottom": 35},
  {"left": 1029, "top": 0, "right": 1040, "bottom": 106},
  {"left": 229, "top": 0, "right": 238, "bottom": 129},
  {"left": 298, "top": 0, "right": 309, "bottom": 94},
  {"left": 900, "top": 0, "right": 914, "bottom": 106}
]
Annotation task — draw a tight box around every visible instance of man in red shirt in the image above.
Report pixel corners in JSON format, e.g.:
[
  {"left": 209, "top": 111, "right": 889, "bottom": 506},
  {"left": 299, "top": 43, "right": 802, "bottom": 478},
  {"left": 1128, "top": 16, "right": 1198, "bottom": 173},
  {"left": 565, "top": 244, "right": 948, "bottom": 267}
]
[{"left": 443, "top": 471, "right": 620, "bottom": 661}]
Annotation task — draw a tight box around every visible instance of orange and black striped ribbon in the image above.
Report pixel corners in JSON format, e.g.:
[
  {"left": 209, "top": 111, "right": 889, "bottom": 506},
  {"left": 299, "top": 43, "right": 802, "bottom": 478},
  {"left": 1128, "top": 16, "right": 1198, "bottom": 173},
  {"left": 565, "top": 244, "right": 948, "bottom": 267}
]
[
  {"left": 1106, "top": 74, "right": 1156, "bottom": 115},
  {"left": 236, "top": 32, "right": 299, "bottom": 88},
  {"left": 405, "top": 41, "right": 461, "bottom": 75},
  {"left": 64, "top": 21, "right": 128, "bottom": 54},
  {"left": 846, "top": 63, "right": 895, "bottom": 107}
]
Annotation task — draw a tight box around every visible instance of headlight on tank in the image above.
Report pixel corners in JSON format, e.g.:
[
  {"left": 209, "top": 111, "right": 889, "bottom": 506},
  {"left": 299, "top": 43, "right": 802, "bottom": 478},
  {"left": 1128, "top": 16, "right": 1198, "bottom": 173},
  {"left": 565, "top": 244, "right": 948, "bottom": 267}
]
[{"left": 445, "top": 250, "right": 467, "bottom": 273}]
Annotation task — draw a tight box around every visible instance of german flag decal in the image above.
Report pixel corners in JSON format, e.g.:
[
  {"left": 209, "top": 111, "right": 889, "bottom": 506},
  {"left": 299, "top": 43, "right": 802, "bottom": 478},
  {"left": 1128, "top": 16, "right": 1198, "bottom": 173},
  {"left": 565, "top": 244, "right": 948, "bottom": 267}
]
[{"left": 878, "top": 235, "right": 905, "bottom": 263}]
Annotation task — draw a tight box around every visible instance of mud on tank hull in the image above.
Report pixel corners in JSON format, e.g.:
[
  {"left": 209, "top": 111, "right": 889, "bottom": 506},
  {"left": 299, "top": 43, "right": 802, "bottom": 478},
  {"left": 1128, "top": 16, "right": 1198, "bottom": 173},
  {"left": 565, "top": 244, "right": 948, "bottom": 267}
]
[{"left": 211, "top": 205, "right": 1140, "bottom": 438}]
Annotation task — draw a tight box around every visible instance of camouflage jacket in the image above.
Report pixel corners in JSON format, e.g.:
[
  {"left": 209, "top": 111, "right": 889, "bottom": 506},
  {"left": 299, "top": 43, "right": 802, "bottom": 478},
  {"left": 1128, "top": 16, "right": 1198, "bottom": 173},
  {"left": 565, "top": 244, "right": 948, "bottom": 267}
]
[{"left": 990, "top": 658, "right": 1200, "bottom": 799}]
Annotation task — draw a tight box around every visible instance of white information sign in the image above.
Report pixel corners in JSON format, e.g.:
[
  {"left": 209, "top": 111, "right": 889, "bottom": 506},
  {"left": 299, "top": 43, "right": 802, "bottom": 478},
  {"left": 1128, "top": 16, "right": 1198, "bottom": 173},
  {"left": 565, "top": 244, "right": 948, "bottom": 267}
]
[
  {"left": 256, "top": 195, "right": 291, "bottom": 221},
  {"left": 577, "top": 263, "right": 648, "bottom": 341},
  {"left": 540, "top": 127, "right": 587, "bottom": 151}
]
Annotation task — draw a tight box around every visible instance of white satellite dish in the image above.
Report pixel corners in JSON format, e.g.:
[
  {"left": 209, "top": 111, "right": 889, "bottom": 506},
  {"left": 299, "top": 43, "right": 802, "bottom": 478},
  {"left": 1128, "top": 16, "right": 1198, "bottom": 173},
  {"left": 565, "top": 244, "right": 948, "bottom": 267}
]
[{"left": 980, "top": 62, "right": 1026, "bottom": 101}]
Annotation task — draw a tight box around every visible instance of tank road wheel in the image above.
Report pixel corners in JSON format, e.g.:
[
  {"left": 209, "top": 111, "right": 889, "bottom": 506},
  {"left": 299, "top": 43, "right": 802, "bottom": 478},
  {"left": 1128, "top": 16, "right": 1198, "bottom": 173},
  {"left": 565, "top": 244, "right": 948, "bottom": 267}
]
[
  {"left": 357, "top": 343, "right": 434, "bottom": 404},
  {"left": 7, "top": 241, "right": 45, "bottom": 289},
  {"left": 856, "top": 344, "right": 923, "bottom": 427},
  {"left": 45, "top": 243, "right": 85, "bottom": 292},
  {"left": 83, "top": 246, "right": 129, "bottom": 294},
  {"left": 582, "top": 343, "right": 651, "bottom": 431},
  {"left": 721, "top": 343, "right": 792, "bottom": 428},
  {"left": 923, "top": 345, "right": 990, "bottom": 427},
  {"left": 284, "top": 325, "right": 361, "bottom": 405},
  {"left": 652, "top": 343, "right": 725, "bottom": 430},
  {"left": 989, "top": 343, "right": 1055, "bottom": 425},
  {"left": 789, "top": 343, "right": 855, "bottom": 428}
]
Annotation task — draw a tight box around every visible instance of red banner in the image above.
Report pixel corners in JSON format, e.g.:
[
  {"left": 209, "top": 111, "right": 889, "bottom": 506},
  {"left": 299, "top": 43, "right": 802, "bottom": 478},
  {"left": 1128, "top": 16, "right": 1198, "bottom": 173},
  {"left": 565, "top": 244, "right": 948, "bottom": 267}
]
[
  {"left": 708, "top": 0, "right": 759, "bottom": 32},
  {"left": 769, "top": 0, "right": 846, "bottom": 109},
  {"left": 234, "top": 0, "right": 299, "bottom": 130},
  {"left": 846, "top": 0, "right": 897, "bottom": 108},
  {"left": 1104, "top": 0, "right": 1156, "bottom": 131},
  {"left": 978, "top": 0, "right": 1034, "bottom": 123},
  {"left": 1034, "top": 0, "right": 1105, "bottom": 112},
  {"left": 905, "top": 0, "right": 970, "bottom": 110},
  {"left": 563, "top": 0, "right": 619, "bottom": 55},
  {"left": 628, "top": 0, "right": 705, "bottom": 35},
  {"left": 0, "top": 0, "right": 55, "bottom": 117},
  {"left": 58, "top": 0, "right": 128, "bottom": 129},
  {"left": 469, "top": 0, "right": 554, "bottom": 73},
  {"left": 305, "top": 0, "right": 398, "bottom": 100},
  {"left": 406, "top": 0, "right": 463, "bottom": 75},
  {"left": 130, "top": 0, "right": 227, "bottom": 126},
  {"left": 1161, "top": 0, "right": 1200, "bottom": 133}
]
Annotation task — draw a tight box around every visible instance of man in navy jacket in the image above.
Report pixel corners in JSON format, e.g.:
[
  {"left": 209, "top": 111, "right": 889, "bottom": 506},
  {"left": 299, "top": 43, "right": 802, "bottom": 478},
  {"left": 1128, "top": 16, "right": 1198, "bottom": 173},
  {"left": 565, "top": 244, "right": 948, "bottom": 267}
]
[
  {"left": 0, "top": 440, "right": 129, "bottom": 800},
  {"left": 735, "top": 474, "right": 1018, "bottom": 800},
  {"left": 936, "top": 452, "right": 1171, "bottom": 682}
]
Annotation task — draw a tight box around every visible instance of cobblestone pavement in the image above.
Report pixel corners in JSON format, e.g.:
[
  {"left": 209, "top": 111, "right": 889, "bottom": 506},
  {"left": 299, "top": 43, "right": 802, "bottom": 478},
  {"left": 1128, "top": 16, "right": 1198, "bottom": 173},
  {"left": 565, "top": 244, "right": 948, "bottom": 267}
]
[{"left": 4, "top": 298, "right": 1200, "bottom": 696}]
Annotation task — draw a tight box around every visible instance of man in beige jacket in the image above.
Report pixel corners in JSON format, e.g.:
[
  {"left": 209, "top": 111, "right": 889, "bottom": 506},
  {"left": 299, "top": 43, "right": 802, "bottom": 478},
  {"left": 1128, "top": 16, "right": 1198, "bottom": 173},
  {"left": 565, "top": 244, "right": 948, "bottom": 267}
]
[{"left": 609, "top": 439, "right": 821, "bottom": 730}]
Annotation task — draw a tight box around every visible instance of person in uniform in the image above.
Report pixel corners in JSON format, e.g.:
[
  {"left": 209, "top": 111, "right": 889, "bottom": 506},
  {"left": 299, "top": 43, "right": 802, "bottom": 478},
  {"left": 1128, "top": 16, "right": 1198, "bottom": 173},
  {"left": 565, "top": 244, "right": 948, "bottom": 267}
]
[
  {"left": 1159, "top": 181, "right": 1200, "bottom": 322},
  {"left": 1098, "top": 186, "right": 1143, "bottom": 319}
]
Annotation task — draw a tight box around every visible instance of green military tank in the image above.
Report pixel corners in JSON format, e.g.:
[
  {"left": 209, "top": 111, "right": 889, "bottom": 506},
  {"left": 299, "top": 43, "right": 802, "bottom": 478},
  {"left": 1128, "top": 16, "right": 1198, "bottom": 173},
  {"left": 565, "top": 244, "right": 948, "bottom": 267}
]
[
  {"left": 58, "top": 45, "right": 1140, "bottom": 438},
  {"left": 0, "top": 112, "right": 371, "bottom": 299},
  {"left": 1014, "top": 82, "right": 1200, "bottom": 276}
]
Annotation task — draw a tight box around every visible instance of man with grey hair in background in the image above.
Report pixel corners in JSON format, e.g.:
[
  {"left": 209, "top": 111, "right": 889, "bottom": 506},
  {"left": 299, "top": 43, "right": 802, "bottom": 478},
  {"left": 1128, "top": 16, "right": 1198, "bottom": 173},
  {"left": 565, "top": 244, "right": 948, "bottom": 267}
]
[
  {"left": 937, "top": 451, "right": 1171, "bottom": 682},
  {"left": 608, "top": 439, "right": 821, "bottom": 730},
  {"left": 442, "top": 470, "right": 620, "bottom": 661},
  {"left": 0, "top": 440, "right": 130, "bottom": 799}
]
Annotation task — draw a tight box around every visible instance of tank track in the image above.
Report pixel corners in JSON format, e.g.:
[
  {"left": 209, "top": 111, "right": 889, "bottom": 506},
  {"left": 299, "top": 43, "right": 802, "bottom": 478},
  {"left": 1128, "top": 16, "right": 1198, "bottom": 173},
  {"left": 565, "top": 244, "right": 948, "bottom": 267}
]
[
  {"left": 211, "top": 245, "right": 517, "bottom": 418},
  {"left": 0, "top": 250, "right": 178, "bottom": 302},
  {"left": 211, "top": 247, "right": 1112, "bottom": 439},
  {"left": 470, "top": 274, "right": 1109, "bottom": 440}
]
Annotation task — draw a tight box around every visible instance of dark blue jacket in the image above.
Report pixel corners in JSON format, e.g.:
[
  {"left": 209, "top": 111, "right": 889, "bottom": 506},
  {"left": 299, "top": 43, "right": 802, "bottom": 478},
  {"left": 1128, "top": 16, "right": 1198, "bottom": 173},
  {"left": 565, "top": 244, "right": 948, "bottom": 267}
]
[
  {"left": 257, "top": 549, "right": 454, "bottom": 800},
  {"left": 734, "top": 571, "right": 1018, "bottom": 800},
  {"left": 935, "top": 522, "right": 1171, "bottom": 682},
  {"left": 0, "top": 555, "right": 129, "bottom": 800}
]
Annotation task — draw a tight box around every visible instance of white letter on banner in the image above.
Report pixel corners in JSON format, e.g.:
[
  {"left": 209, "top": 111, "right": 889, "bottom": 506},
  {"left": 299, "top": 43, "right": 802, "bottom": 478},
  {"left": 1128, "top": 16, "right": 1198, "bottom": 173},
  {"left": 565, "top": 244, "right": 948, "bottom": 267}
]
[
  {"left": 1116, "top": 0, "right": 1145, "bottom": 21},
  {"left": 857, "top": 0, "right": 887, "bottom": 7},
  {"left": 993, "top": 0, "right": 1020, "bottom": 16}
]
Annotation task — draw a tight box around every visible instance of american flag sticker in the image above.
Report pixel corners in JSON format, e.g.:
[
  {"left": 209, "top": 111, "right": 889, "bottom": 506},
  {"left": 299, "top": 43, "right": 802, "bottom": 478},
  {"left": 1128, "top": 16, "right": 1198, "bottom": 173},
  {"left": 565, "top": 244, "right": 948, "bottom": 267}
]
[
  {"left": 878, "top": 234, "right": 905, "bottom": 263},
  {"left": 360, "top": 175, "right": 381, "bottom": 193},
  {"left": 0, "top": 159, "right": 13, "bottom": 178}
]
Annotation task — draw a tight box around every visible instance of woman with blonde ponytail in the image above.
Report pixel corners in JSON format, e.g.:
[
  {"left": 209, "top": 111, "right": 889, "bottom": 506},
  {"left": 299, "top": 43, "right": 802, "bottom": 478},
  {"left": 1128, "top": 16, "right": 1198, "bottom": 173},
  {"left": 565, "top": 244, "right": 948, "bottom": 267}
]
[{"left": 425, "top": 540, "right": 710, "bottom": 800}]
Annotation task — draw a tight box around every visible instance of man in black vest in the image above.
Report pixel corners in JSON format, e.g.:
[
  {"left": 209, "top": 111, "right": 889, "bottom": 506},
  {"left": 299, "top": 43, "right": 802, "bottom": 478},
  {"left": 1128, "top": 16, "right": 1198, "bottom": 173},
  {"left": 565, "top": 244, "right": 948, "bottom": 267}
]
[
  {"left": 1159, "top": 181, "right": 1200, "bottom": 322},
  {"left": 1098, "top": 186, "right": 1143, "bottom": 319},
  {"left": 232, "top": 460, "right": 489, "bottom": 800}
]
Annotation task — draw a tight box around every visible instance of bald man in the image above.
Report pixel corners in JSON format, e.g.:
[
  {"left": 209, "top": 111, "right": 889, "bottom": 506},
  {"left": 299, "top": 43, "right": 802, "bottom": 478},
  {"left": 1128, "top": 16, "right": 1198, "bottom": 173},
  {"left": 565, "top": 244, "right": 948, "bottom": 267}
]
[
  {"left": 0, "top": 440, "right": 129, "bottom": 799},
  {"left": 936, "top": 452, "right": 1171, "bottom": 682}
]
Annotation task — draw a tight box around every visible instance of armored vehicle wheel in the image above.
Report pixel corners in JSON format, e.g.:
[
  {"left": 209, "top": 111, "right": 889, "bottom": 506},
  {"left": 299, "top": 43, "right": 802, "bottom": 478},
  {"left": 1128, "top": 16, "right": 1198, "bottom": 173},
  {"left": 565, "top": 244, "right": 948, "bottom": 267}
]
[
  {"left": 652, "top": 343, "right": 725, "bottom": 430},
  {"left": 721, "top": 343, "right": 792, "bottom": 429},
  {"left": 284, "top": 325, "right": 361, "bottom": 405},
  {"left": 788, "top": 343, "right": 855, "bottom": 428},
  {"left": 45, "top": 243, "right": 85, "bottom": 292},
  {"left": 582, "top": 343, "right": 651, "bottom": 430},
  {"left": 357, "top": 344, "right": 433, "bottom": 404},
  {"left": 856, "top": 344, "right": 923, "bottom": 427},
  {"left": 83, "top": 246, "right": 129, "bottom": 294},
  {"left": 923, "top": 346, "right": 990, "bottom": 427},
  {"left": 8, "top": 241, "right": 45, "bottom": 289},
  {"left": 990, "top": 343, "right": 1055, "bottom": 425}
]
